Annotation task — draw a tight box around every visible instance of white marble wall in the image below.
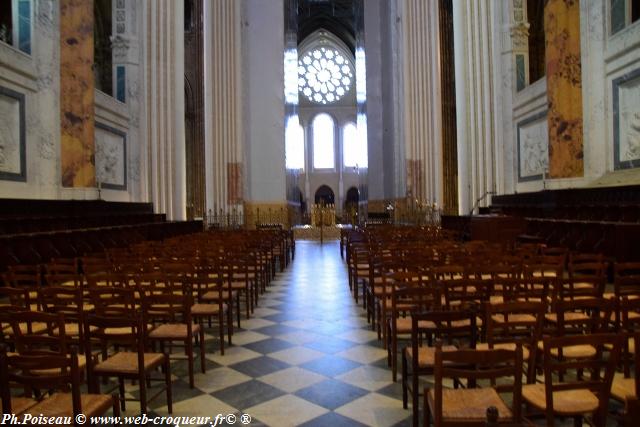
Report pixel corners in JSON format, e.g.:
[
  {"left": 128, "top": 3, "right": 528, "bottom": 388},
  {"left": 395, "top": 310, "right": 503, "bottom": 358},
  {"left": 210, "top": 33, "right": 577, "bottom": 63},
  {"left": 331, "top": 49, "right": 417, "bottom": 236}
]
[
  {"left": 506, "top": 0, "right": 640, "bottom": 193},
  {"left": 0, "top": 0, "right": 182, "bottom": 215},
  {"left": 0, "top": 0, "right": 61, "bottom": 199}
]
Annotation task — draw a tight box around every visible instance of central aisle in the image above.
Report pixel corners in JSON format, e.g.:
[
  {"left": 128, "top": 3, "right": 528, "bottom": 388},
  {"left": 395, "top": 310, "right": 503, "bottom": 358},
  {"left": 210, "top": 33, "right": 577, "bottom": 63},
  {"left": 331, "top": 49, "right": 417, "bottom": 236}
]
[{"left": 154, "top": 240, "right": 410, "bottom": 426}]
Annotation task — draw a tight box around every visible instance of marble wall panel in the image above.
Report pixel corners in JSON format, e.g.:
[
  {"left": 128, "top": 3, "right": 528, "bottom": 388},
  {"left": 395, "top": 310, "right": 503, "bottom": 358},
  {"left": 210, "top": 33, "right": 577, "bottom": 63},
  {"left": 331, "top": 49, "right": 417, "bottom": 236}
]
[
  {"left": 0, "top": 87, "right": 26, "bottom": 181},
  {"left": 517, "top": 111, "right": 548, "bottom": 182},
  {"left": 95, "top": 123, "right": 126, "bottom": 190},
  {"left": 613, "top": 68, "right": 640, "bottom": 170},
  {"left": 60, "top": 0, "right": 95, "bottom": 187},
  {"left": 545, "top": 0, "right": 584, "bottom": 178}
]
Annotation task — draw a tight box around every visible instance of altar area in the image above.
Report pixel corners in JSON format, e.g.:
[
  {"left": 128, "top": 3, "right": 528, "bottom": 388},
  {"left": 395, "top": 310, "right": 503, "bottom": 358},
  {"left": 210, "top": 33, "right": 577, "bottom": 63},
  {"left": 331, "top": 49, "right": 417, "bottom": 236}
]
[
  {"left": 292, "top": 204, "right": 352, "bottom": 240},
  {"left": 292, "top": 224, "right": 348, "bottom": 240}
]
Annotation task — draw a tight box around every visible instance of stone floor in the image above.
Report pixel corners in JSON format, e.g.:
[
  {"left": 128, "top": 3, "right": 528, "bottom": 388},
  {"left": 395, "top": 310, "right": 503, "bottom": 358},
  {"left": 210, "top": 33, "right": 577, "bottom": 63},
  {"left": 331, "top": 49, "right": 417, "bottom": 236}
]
[
  {"left": 114, "top": 240, "right": 624, "bottom": 427},
  {"left": 134, "top": 240, "right": 410, "bottom": 426}
]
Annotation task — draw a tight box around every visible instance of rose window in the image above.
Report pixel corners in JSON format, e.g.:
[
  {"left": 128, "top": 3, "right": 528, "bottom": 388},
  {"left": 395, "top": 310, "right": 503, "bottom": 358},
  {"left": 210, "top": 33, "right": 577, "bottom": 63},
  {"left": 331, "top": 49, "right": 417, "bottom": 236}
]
[{"left": 298, "top": 47, "right": 353, "bottom": 105}]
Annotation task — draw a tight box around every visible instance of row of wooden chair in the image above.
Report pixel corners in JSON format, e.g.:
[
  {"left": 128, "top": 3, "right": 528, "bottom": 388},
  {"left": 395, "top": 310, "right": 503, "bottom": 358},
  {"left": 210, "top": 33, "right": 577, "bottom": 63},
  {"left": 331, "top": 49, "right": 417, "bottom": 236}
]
[
  {"left": 0, "top": 228, "right": 291, "bottom": 420},
  {"left": 343, "top": 226, "right": 640, "bottom": 426}
]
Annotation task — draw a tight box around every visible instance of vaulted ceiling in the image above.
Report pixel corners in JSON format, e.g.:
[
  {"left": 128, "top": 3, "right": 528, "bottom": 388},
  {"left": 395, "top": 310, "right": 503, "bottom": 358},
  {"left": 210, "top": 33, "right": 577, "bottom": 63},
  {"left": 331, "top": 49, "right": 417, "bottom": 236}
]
[{"left": 296, "top": 0, "right": 356, "bottom": 54}]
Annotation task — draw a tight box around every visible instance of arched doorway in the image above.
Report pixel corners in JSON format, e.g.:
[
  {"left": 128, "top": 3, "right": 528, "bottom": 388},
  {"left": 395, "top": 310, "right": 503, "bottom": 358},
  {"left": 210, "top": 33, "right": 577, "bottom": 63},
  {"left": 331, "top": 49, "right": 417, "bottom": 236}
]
[
  {"left": 314, "top": 185, "right": 335, "bottom": 205},
  {"left": 294, "top": 186, "right": 305, "bottom": 215},
  {"left": 344, "top": 187, "right": 359, "bottom": 223},
  {"left": 345, "top": 187, "right": 359, "bottom": 209}
]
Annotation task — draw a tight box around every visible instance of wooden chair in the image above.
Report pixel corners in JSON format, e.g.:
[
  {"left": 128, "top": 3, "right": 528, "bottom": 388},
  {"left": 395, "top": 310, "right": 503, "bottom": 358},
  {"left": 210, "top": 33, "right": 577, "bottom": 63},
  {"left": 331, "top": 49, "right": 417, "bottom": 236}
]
[
  {"left": 0, "top": 287, "right": 36, "bottom": 345},
  {"left": 563, "top": 258, "right": 607, "bottom": 300},
  {"left": 522, "top": 333, "right": 622, "bottom": 427},
  {"left": 618, "top": 297, "right": 640, "bottom": 377},
  {"left": 424, "top": 342, "right": 523, "bottom": 427},
  {"left": 143, "top": 284, "right": 205, "bottom": 388},
  {"left": 613, "top": 262, "right": 640, "bottom": 329},
  {"left": 479, "top": 301, "right": 545, "bottom": 384},
  {"left": 387, "top": 283, "right": 440, "bottom": 382},
  {"left": 197, "top": 255, "right": 238, "bottom": 326},
  {"left": 88, "top": 286, "right": 138, "bottom": 317},
  {"left": 83, "top": 313, "right": 172, "bottom": 414},
  {"left": 4, "top": 264, "right": 42, "bottom": 310},
  {"left": 190, "top": 261, "right": 232, "bottom": 355},
  {"left": 402, "top": 309, "right": 478, "bottom": 427},
  {"left": 610, "top": 326, "right": 640, "bottom": 415},
  {"left": 0, "top": 346, "right": 119, "bottom": 423},
  {"left": 39, "top": 286, "right": 90, "bottom": 350}
]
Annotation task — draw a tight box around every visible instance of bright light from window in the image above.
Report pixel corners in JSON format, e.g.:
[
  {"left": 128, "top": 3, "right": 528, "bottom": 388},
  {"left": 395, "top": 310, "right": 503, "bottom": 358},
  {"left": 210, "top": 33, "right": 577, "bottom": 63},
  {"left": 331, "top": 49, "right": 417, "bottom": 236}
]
[
  {"left": 298, "top": 47, "right": 353, "bottom": 105},
  {"left": 356, "top": 47, "right": 366, "bottom": 103},
  {"left": 357, "top": 114, "right": 368, "bottom": 168},
  {"left": 285, "top": 116, "right": 304, "bottom": 170},
  {"left": 313, "top": 113, "right": 335, "bottom": 169},
  {"left": 284, "top": 48, "right": 299, "bottom": 105},
  {"left": 343, "top": 122, "right": 358, "bottom": 168}
]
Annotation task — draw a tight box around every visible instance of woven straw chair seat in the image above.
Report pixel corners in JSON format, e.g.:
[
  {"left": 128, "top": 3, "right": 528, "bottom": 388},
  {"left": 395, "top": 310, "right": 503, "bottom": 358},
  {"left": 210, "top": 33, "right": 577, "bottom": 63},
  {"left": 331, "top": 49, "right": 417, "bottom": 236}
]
[
  {"left": 148, "top": 323, "right": 201, "bottom": 339},
  {"left": 536, "top": 341, "right": 596, "bottom": 358},
  {"left": 191, "top": 303, "right": 227, "bottom": 316},
  {"left": 427, "top": 388, "right": 512, "bottom": 421},
  {"left": 522, "top": 383, "right": 599, "bottom": 415},
  {"left": 405, "top": 345, "right": 457, "bottom": 368},
  {"left": 394, "top": 317, "right": 436, "bottom": 333},
  {"left": 94, "top": 352, "right": 164, "bottom": 374},
  {"left": 22, "top": 393, "right": 113, "bottom": 417},
  {"left": 611, "top": 377, "right": 636, "bottom": 402},
  {"left": 476, "top": 343, "right": 530, "bottom": 360},
  {"left": 202, "top": 290, "right": 237, "bottom": 300}
]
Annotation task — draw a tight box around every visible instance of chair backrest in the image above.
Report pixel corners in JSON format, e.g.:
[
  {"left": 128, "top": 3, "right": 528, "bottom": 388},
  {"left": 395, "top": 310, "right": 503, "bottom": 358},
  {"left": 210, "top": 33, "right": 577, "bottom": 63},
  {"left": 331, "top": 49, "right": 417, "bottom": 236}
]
[
  {"left": 0, "top": 286, "right": 31, "bottom": 309},
  {"left": 142, "top": 284, "right": 193, "bottom": 326},
  {"left": 88, "top": 286, "right": 137, "bottom": 317},
  {"left": 540, "top": 333, "right": 622, "bottom": 427},
  {"left": 85, "top": 272, "right": 126, "bottom": 289},
  {"left": 485, "top": 301, "right": 546, "bottom": 382},
  {"left": 10, "top": 311, "right": 67, "bottom": 355},
  {"left": 551, "top": 297, "right": 613, "bottom": 336},
  {"left": 615, "top": 262, "right": 640, "bottom": 299},
  {"left": 564, "top": 260, "right": 607, "bottom": 299},
  {"left": 411, "top": 309, "right": 478, "bottom": 350},
  {"left": 485, "top": 301, "right": 545, "bottom": 347},
  {"left": 39, "top": 286, "right": 85, "bottom": 321},
  {"left": 83, "top": 313, "right": 146, "bottom": 382},
  {"left": 432, "top": 342, "right": 523, "bottom": 425},
  {"left": 0, "top": 346, "right": 82, "bottom": 416}
]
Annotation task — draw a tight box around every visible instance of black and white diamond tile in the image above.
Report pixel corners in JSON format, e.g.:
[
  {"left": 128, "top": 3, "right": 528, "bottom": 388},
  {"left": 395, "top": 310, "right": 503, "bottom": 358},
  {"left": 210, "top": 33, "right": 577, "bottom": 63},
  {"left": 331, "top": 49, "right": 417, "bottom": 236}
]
[{"left": 140, "top": 241, "right": 414, "bottom": 426}]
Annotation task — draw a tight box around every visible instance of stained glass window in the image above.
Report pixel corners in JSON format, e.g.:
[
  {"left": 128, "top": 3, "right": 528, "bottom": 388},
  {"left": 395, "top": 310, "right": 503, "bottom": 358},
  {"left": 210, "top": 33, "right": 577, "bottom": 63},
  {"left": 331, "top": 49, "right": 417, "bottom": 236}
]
[
  {"left": 298, "top": 47, "right": 353, "bottom": 105},
  {"left": 313, "top": 113, "right": 335, "bottom": 169},
  {"left": 342, "top": 122, "right": 358, "bottom": 168}
]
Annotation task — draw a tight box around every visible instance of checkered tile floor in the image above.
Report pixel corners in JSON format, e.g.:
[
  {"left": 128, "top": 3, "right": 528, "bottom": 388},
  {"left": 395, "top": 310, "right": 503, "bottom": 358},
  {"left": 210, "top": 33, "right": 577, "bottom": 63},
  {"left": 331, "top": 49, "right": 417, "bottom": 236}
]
[
  {"left": 107, "top": 240, "right": 626, "bottom": 426},
  {"left": 132, "top": 240, "right": 411, "bottom": 426}
]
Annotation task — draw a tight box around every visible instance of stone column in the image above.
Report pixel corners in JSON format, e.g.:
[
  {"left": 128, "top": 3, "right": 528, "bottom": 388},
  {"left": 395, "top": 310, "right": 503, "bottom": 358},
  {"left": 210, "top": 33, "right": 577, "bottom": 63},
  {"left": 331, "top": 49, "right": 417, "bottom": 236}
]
[
  {"left": 203, "top": 0, "right": 244, "bottom": 217},
  {"left": 398, "top": 0, "right": 443, "bottom": 206},
  {"left": 243, "top": 0, "right": 287, "bottom": 227},
  {"left": 453, "top": 1, "right": 499, "bottom": 214},
  {"left": 141, "top": 0, "right": 186, "bottom": 220}
]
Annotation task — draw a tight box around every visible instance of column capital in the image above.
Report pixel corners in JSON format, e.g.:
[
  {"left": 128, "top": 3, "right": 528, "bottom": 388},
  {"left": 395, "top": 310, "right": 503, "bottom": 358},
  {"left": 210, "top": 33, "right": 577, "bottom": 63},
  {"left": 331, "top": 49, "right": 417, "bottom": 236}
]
[{"left": 510, "top": 22, "right": 530, "bottom": 52}]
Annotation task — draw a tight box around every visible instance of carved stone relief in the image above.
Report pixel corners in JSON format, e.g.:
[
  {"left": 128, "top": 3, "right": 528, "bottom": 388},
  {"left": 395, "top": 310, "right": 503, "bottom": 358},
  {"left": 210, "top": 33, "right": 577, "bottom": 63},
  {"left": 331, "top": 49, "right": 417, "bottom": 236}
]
[
  {"left": 517, "top": 112, "right": 548, "bottom": 182},
  {"left": 95, "top": 124, "right": 127, "bottom": 189}
]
